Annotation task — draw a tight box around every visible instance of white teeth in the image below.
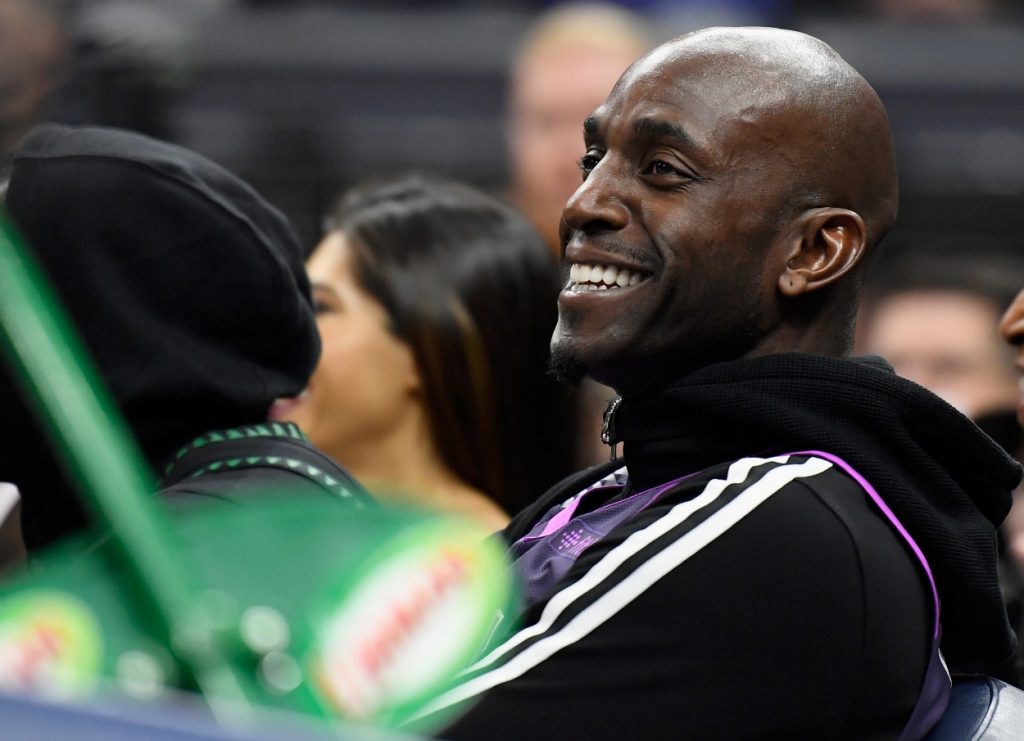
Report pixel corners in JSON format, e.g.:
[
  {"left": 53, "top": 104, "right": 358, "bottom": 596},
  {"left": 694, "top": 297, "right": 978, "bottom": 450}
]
[{"left": 566, "top": 262, "right": 647, "bottom": 292}]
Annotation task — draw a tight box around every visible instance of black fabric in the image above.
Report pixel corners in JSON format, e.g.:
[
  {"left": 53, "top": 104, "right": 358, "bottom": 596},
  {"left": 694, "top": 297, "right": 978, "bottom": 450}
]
[
  {"left": 447, "top": 454, "right": 931, "bottom": 739},
  {"left": 611, "top": 352, "right": 1020, "bottom": 672},
  {"left": 440, "top": 353, "right": 1018, "bottom": 738},
  {"left": 1, "top": 124, "right": 321, "bottom": 549}
]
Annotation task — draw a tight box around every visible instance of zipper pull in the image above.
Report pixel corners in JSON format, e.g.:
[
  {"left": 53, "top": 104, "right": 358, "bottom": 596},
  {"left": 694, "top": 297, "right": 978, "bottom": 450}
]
[{"left": 601, "top": 395, "right": 623, "bottom": 462}]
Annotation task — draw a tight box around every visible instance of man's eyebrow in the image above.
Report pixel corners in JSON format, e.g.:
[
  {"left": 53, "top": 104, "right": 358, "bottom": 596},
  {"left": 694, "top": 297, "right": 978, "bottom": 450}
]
[
  {"left": 633, "top": 117, "right": 698, "bottom": 151},
  {"left": 583, "top": 115, "right": 600, "bottom": 139}
]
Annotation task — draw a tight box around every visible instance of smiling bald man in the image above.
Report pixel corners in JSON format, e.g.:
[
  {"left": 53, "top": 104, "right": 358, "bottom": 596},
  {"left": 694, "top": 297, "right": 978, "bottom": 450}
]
[{"left": 427, "top": 27, "right": 1021, "bottom": 739}]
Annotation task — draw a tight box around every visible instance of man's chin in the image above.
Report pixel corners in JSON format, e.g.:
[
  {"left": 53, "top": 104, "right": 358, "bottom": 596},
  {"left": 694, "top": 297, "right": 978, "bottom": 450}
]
[{"left": 547, "top": 345, "right": 589, "bottom": 386}]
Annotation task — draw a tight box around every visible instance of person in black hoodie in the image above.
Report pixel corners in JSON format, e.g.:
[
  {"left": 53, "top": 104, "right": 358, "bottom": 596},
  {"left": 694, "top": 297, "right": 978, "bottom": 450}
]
[
  {"left": 1, "top": 123, "right": 370, "bottom": 554},
  {"left": 429, "top": 27, "right": 1022, "bottom": 740}
]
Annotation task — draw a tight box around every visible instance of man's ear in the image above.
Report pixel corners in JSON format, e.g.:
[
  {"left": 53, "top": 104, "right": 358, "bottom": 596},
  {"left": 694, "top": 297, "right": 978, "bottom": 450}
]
[{"left": 778, "top": 208, "right": 867, "bottom": 297}]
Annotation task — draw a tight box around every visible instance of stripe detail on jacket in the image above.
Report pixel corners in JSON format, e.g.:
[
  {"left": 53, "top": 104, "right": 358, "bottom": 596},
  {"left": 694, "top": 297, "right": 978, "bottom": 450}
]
[{"left": 413, "top": 454, "right": 833, "bottom": 721}]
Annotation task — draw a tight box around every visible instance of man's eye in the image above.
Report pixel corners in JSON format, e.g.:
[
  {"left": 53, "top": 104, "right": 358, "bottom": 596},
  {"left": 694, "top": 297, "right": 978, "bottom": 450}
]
[
  {"left": 313, "top": 299, "right": 333, "bottom": 316},
  {"left": 578, "top": 153, "right": 602, "bottom": 179},
  {"left": 647, "top": 160, "right": 682, "bottom": 177}
]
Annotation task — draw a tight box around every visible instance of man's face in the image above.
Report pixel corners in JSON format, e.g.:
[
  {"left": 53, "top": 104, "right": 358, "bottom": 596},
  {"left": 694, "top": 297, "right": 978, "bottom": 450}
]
[{"left": 550, "top": 51, "right": 796, "bottom": 391}]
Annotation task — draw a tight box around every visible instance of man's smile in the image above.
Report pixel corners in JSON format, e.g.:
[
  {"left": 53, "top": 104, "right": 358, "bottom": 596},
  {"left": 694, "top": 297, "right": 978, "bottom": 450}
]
[{"left": 565, "top": 261, "right": 651, "bottom": 293}]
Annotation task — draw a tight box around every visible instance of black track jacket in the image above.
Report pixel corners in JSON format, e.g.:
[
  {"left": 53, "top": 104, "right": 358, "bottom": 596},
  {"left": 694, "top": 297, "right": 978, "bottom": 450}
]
[{"left": 436, "top": 354, "right": 1021, "bottom": 740}]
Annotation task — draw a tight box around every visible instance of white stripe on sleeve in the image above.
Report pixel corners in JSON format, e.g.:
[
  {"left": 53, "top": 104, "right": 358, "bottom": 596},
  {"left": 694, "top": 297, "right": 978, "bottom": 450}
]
[{"left": 412, "top": 455, "right": 832, "bottom": 722}]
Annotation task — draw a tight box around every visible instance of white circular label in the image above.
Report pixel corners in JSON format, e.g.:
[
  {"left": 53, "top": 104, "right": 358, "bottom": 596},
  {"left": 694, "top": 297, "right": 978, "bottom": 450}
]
[
  {"left": 309, "top": 530, "right": 507, "bottom": 726},
  {"left": 0, "top": 590, "right": 103, "bottom": 699}
]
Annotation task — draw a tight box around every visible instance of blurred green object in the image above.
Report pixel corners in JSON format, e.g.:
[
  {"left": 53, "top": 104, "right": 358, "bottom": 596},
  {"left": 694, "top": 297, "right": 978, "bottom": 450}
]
[
  {"left": 0, "top": 212, "right": 515, "bottom": 735},
  {"left": 0, "top": 499, "right": 512, "bottom": 733}
]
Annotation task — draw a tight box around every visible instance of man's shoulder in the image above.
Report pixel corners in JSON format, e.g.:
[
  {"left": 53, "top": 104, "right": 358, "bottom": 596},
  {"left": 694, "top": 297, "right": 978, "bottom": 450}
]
[
  {"left": 637, "top": 452, "right": 900, "bottom": 543},
  {"left": 639, "top": 452, "right": 854, "bottom": 513},
  {"left": 615, "top": 453, "right": 848, "bottom": 535},
  {"left": 658, "top": 451, "right": 877, "bottom": 504},
  {"left": 577, "top": 452, "right": 926, "bottom": 605}
]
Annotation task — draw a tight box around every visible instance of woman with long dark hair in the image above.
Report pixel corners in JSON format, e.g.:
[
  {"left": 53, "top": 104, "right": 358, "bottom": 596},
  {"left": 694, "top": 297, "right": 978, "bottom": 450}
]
[{"left": 272, "top": 174, "right": 577, "bottom": 529}]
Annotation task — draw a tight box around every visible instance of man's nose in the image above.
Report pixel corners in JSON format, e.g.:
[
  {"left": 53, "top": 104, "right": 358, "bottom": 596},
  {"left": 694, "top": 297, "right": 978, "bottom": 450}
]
[{"left": 561, "top": 159, "right": 630, "bottom": 237}]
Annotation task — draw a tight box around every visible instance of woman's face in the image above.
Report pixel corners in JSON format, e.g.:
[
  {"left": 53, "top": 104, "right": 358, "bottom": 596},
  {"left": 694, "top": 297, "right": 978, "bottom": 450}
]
[{"left": 271, "top": 232, "right": 420, "bottom": 461}]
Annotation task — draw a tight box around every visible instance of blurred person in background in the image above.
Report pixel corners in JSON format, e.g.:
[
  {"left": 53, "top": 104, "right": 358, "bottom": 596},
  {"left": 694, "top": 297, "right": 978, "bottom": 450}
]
[
  {"left": 0, "top": 0, "right": 66, "bottom": 160},
  {"left": 999, "top": 282, "right": 1024, "bottom": 637},
  {"left": 506, "top": 3, "right": 651, "bottom": 468},
  {"left": 273, "top": 175, "right": 578, "bottom": 531},
  {"left": 1, "top": 123, "right": 369, "bottom": 555},
  {"left": 858, "top": 249, "right": 1024, "bottom": 679},
  {"left": 857, "top": 250, "right": 1024, "bottom": 423},
  {"left": 506, "top": 3, "right": 650, "bottom": 255}
]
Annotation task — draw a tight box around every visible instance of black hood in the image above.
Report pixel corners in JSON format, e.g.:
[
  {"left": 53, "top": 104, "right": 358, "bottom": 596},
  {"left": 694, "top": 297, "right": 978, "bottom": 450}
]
[
  {"left": 1, "top": 123, "right": 320, "bottom": 549},
  {"left": 612, "top": 353, "right": 1021, "bottom": 671}
]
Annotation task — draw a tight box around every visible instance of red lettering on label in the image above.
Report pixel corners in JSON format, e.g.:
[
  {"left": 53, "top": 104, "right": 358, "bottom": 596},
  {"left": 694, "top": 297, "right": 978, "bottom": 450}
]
[
  {"left": 10, "top": 623, "right": 64, "bottom": 688},
  {"left": 335, "top": 549, "right": 471, "bottom": 706}
]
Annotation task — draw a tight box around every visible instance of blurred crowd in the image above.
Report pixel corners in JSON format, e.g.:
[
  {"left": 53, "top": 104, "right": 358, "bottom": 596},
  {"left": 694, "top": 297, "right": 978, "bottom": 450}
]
[{"left": 3, "top": 0, "right": 1024, "bottom": 242}]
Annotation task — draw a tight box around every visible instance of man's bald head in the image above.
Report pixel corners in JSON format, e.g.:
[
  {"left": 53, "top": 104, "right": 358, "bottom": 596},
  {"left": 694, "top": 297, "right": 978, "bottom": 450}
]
[
  {"left": 620, "top": 27, "right": 898, "bottom": 255},
  {"left": 552, "top": 27, "right": 900, "bottom": 388}
]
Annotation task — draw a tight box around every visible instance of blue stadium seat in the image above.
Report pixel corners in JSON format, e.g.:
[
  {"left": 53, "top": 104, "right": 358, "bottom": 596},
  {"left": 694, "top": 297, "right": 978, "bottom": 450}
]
[{"left": 925, "top": 676, "right": 1024, "bottom": 740}]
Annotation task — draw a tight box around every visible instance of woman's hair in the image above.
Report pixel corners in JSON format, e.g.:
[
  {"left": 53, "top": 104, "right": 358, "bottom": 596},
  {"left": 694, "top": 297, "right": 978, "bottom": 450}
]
[{"left": 327, "top": 174, "right": 577, "bottom": 515}]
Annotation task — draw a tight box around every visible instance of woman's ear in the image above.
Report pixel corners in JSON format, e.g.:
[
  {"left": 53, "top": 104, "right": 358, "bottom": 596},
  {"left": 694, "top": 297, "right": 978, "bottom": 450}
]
[
  {"left": 779, "top": 208, "right": 867, "bottom": 297},
  {"left": 404, "top": 351, "right": 423, "bottom": 395}
]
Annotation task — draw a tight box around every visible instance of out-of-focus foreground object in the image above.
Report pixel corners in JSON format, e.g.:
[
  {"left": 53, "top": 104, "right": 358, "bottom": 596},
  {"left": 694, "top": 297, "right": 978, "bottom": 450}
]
[{"left": 0, "top": 213, "right": 516, "bottom": 736}]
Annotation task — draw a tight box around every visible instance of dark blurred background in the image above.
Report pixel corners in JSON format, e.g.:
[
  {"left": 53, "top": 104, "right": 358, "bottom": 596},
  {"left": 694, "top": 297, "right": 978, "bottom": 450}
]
[{"left": 5, "top": 0, "right": 1023, "bottom": 255}]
